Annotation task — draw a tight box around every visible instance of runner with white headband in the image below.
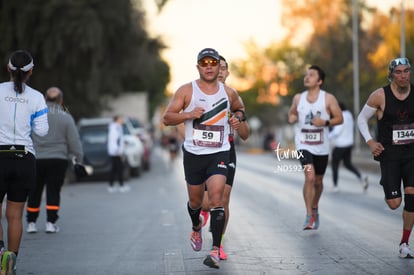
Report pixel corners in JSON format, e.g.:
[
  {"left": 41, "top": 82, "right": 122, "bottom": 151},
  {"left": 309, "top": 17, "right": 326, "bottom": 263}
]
[{"left": 0, "top": 50, "right": 49, "bottom": 274}]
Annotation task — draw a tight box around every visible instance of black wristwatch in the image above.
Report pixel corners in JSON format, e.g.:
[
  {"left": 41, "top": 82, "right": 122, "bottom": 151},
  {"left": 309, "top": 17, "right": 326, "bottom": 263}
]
[
  {"left": 325, "top": 120, "right": 330, "bottom": 126},
  {"left": 234, "top": 109, "right": 246, "bottom": 122}
]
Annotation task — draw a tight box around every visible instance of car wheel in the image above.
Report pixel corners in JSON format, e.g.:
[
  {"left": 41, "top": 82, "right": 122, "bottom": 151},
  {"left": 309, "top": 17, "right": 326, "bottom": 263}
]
[
  {"left": 130, "top": 166, "right": 141, "bottom": 177},
  {"left": 143, "top": 160, "right": 150, "bottom": 171}
]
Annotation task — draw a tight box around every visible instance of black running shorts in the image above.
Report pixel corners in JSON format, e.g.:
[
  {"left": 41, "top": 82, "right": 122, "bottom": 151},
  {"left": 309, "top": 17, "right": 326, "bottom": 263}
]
[
  {"left": 298, "top": 149, "right": 329, "bottom": 175},
  {"left": 0, "top": 151, "right": 36, "bottom": 202},
  {"left": 183, "top": 148, "right": 229, "bottom": 185},
  {"left": 226, "top": 143, "right": 236, "bottom": 187},
  {"left": 380, "top": 157, "right": 414, "bottom": 199}
]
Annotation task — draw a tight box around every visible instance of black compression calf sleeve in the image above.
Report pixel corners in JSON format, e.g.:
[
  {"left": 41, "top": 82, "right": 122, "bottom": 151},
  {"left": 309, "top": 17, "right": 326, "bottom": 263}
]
[
  {"left": 210, "top": 207, "right": 225, "bottom": 247},
  {"left": 187, "top": 202, "right": 202, "bottom": 228}
]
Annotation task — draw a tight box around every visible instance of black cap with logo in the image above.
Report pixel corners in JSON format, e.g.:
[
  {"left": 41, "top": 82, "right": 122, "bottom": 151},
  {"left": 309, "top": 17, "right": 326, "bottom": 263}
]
[{"left": 197, "top": 48, "right": 220, "bottom": 63}]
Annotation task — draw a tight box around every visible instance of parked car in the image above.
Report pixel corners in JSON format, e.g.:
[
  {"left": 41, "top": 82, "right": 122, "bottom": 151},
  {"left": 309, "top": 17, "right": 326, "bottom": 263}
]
[
  {"left": 123, "top": 116, "right": 152, "bottom": 171},
  {"left": 74, "top": 117, "right": 144, "bottom": 181}
]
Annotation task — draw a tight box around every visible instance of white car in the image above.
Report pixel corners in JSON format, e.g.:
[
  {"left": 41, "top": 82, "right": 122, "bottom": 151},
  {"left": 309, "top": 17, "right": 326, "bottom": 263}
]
[
  {"left": 77, "top": 117, "right": 144, "bottom": 180},
  {"left": 123, "top": 116, "right": 152, "bottom": 171}
]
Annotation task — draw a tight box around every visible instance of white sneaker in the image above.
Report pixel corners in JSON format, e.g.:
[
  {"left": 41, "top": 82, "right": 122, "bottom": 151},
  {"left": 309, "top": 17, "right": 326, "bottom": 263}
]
[
  {"left": 27, "top": 222, "right": 37, "bottom": 233},
  {"left": 119, "top": 185, "right": 131, "bottom": 193},
  {"left": 107, "top": 186, "right": 118, "bottom": 193},
  {"left": 399, "top": 243, "right": 414, "bottom": 258},
  {"left": 45, "top": 222, "right": 60, "bottom": 233}
]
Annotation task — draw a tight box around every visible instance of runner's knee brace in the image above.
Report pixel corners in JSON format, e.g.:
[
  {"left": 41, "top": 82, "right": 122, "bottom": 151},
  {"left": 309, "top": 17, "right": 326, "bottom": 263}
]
[{"left": 404, "top": 194, "right": 414, "bottom": 212}]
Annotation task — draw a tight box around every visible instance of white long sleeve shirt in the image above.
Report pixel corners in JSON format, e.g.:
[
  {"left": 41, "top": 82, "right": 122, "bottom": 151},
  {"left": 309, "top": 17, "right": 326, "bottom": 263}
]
[
  {"left": 107, "top": 121, "right": 124, "bottom": 156},
  {"left": 0, "top": 81, "right": 48, "bottom": 155},
  {"left": 329, "top": 110, "right": 354, "bottom": 148}
]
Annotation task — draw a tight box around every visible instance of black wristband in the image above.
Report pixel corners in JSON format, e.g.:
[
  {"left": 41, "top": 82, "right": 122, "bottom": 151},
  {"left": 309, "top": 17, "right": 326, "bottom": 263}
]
[
  {"left": 325, "top": 120, "right": 330, "bottom": 126},
  {"left": 234, "top": 109, "right": 246, "bottom": 121}
]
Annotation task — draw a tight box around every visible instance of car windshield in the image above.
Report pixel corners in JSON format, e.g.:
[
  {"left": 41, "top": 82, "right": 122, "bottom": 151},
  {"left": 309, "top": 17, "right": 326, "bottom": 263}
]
[
  {"left": 128, "top": 118, "right": 143, "bottom": 129},
  {"left": 79, "top": 126, "right": 108, "bottom": 151},
  {"left": 122, "top": 124, "right": 131, "bottom": 135}
]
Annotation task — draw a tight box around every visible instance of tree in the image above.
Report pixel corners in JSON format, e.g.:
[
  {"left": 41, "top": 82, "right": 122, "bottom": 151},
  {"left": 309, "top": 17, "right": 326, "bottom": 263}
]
[
  {"left": 281, "top": 0, "right": 369, "bottom": 110},
  {"left": 0, "top": 0, "right": 169, "bottom": 119},
  {"left": 230, "top": 0, "right": 413, "bottom": 129},
  {"left": 230, "top": 40, "right": 305, "bottom": 126},
  {"left": 279, "top": 0, "right": 413, "bottom": 112},
  {"left": 368, "top": 7, "right": 414, "bottom": 81}
]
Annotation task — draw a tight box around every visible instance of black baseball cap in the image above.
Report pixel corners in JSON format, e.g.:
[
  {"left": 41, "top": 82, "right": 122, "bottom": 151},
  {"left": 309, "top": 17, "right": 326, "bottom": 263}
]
[{"left": 197, "top": 48, "right": 220, "bottom": 62}]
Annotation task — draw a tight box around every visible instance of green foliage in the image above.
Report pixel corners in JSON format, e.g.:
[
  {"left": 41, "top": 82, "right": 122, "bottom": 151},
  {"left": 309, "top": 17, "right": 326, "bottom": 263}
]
[
  {"left": 238, "top": 81, "right": 289, "bottom": 126},
  {"left": 0, "top": 0, "right": 169, "bottom": 120}
]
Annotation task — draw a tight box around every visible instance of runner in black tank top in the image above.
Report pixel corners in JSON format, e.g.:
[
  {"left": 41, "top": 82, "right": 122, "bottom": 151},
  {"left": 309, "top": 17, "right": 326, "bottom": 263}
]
[
  {"left": 357, "top": 57, "right": 414, "bottom": 258},
  {"left": 376, "top": 84, "right": 414, "bottom": 161}
]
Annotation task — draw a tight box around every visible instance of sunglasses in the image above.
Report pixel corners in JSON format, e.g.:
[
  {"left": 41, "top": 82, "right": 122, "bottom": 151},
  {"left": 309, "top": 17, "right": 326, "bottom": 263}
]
[
  {"left": 198, "top": 59, "right": 219, "bottom": 67},
  {"left": 389, "top": 57, "right": 411, "bottom": 79},
  {"left": 391, "top": 57, "right": 410, "bottom": 67}
]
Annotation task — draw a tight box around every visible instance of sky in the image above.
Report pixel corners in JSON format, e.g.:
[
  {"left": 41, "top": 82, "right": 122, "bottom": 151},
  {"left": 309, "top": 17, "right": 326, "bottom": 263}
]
[{"left": 143, "top": 0, "right": 409, "bottom": 92}]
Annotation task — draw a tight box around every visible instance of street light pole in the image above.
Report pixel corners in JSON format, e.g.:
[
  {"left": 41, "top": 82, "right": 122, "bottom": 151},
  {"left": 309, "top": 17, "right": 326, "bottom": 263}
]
[
  {"left": 401, "top": 0, "right": 406, "bottom": 57},
  {"left": 352, "top": 0, "right": 360, "bottom": 151}
]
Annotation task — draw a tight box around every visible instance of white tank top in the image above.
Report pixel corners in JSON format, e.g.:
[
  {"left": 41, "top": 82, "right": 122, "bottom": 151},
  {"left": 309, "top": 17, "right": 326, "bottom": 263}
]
[
  {"left": 294, "top": 90, "right": 330, "bottom": 155},
  {"left": 183, "top": 81, "right": 230, "bottom": 155}
]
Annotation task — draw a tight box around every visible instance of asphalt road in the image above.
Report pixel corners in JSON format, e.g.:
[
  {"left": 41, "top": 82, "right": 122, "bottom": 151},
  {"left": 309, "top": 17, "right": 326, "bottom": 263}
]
[{"left": 9, "top": 146, "right": 414, "bottom": 274}]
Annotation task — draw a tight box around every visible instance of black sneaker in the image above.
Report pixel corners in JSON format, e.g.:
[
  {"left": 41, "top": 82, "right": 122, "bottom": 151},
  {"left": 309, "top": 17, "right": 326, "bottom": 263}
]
[{"left": 203, "top": 249, "right": 220, "bottom": 269}]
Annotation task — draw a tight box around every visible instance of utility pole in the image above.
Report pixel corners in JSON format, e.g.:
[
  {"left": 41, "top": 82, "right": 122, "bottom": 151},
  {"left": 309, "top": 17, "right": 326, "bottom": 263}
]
[
  {"left": 401, "top": 0, "right": 406, "bottom": 57},
  {"left": 352, "top": 0, "right": 360, "bottom": 151}
]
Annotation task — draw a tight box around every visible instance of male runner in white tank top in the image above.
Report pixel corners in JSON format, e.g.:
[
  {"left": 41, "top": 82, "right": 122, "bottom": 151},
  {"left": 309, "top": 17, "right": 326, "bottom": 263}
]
[
  {"left": 163, "top": 48, "right": 245, "bottom": 269},
  {"left": 288, "top": 65, "right": 343, "bottom": 230},
  {"left": 199, "top": 55, "right": 250, "bottom": 260}
]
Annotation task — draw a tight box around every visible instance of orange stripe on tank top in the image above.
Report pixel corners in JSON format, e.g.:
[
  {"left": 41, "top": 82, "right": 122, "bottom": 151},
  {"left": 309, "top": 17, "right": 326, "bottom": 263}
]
[{"left": 204, "top": 110, "right": 227, "bottom": 125}]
